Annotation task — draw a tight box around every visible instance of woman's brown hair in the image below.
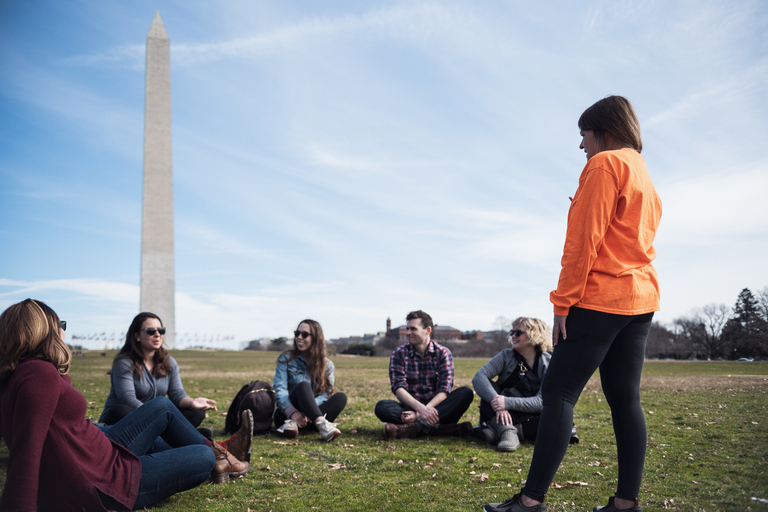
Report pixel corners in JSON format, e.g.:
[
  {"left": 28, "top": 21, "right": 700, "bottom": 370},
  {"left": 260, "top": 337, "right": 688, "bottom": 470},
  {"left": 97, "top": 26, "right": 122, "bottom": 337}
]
[
  {"left": 0, "top": 299, "right": 71, "bottom": 385},
  {"left": 578, "top": 95, "right": 643, "bottom": 154},
  {"left": 281, "top": 319, "right": 333, "bottom": 397},
  {"left": 113, "top": 312, "right": 172, "bottom": 378}
]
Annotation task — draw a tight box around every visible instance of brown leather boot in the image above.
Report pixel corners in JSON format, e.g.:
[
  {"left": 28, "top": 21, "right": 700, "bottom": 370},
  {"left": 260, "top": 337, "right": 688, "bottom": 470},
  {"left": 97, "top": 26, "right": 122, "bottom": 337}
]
[
  {"left": 435, "top": 421, "right": 473, "bottom": 437},
  {"left": 383, "top": 422, "right": 419, "bottom": 440},
  {"left": 220, "top": 410, "right": 253, "bottom": 462},
  {"left": 209, "top": 440, "right": 250, "bottom": 483}
]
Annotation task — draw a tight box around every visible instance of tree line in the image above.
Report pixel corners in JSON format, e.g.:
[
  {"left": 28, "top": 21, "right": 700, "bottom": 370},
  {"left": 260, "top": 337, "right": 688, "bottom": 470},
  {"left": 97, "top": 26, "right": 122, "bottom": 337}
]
[{"left": 646, "top": 287, "right": 768, "bottom": 360}]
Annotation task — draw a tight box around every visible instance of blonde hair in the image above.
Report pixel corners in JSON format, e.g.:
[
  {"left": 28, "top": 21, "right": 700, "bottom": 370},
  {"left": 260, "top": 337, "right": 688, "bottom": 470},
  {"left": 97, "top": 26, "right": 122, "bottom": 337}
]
[
  {"left": 0, "top": 299, "right": 71, "bottom": 385},
  {"left": 511, "top": 316, "right": 553, "bottom": 353}
]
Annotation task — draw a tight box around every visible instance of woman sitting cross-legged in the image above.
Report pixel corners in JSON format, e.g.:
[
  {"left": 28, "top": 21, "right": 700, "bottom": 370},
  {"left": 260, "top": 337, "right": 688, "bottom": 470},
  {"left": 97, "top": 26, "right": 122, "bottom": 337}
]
[
  {"left": 99, "top": 312, "right": 218, "bottom": 431},
  {"left": 472, "top": 317, "right": 555, "bottom": 452},
  {"left": 273, "top": 319, "right": 347, "bottom": 442},
  {"left": 0, "top": 299, "right": 249, "bottom": 512}
]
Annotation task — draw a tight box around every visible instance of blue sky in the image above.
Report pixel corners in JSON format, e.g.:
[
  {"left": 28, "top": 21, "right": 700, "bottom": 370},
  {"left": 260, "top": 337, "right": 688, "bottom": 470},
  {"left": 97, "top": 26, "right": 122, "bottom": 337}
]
[{"left": 2, "top": 1, "right": 767, "bottom": 349}]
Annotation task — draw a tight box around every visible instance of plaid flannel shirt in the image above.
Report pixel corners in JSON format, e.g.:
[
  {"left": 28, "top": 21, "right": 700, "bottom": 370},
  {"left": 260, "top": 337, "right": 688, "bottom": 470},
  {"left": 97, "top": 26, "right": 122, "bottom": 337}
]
[{"left": 389, "top": 340, "right": 454, "bottom": 403}]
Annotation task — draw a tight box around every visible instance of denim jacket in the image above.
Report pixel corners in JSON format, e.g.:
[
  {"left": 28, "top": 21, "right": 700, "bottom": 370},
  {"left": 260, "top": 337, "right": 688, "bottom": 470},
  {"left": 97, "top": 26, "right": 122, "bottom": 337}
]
[{"left": 273, "top": 352, "right": 335, "bottom": 416}]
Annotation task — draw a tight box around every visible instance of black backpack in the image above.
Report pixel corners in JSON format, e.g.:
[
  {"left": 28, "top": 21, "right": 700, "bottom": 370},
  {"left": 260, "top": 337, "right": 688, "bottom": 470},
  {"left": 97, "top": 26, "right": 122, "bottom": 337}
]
[{"left": 224, "top": 381, "right": 276, "bottom": 435}]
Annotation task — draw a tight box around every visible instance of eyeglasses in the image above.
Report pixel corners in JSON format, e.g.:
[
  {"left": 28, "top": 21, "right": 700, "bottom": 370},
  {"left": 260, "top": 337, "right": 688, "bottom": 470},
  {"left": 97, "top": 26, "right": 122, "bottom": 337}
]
[
  {"left": 60, "top": 320, "right": 67, "bottom": 331},
  {"left": 143, "top": 327, "right": 166, "bottom": 336},
  {"left": 294, "top": 330, "right": 311, "bottom": 339},
  {"left": 508, "top": 329, "right": 526, "bottom": 337}
]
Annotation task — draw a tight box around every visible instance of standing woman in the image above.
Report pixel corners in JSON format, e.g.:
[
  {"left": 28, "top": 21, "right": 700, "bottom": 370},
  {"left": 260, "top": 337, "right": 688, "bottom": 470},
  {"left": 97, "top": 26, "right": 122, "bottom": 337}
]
[
  {"left": 273, "top": 319, "right": 347, "bottom": 442},
  {"left": 472, "top": 317, "right": 553, "bottom": 452},
  {"left": 0, "top": 299, "right": 248, "bottom": 511},
  {"left": 99, "top": 312, "right": 217, "bottom": 428},
  {"left": 485, "top": 96, "right": 661, "bottom": 512}
]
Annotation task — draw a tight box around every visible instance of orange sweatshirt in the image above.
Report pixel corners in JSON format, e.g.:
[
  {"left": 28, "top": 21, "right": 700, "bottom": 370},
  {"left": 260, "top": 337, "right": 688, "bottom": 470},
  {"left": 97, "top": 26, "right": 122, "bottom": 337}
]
[{"left": 550, "top": 148, "right": 661, "bottom": 316}]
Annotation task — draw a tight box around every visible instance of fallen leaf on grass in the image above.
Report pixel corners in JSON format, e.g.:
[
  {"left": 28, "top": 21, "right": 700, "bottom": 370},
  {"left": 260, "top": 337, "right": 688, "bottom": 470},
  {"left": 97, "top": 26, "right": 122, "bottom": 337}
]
[
  {"left": 594, "top": 471, "right": 604, "bottom": 477},
  {"left": 327, "top": 463, "right": 346, "bottom": 470},
  {"left": 473, "top": 473, "right": 489, "bottom": 482},
  {"left": 588, "top": 461, "right": 601, "bottom": 467},
  {"left": 692, "top": 480, "right": 701, "bottom": 485},
  {"left": 550, "top": 481, "right": 589, "bottom": 488},
  {"left": 469, "top": 457, "right": 478, "bottom": 462},
  {"left": 272, "top": 441, "right": 299, "bottom": 446},
  {"left": 493, "top": 463, "right": 502, "bottom": 467}
]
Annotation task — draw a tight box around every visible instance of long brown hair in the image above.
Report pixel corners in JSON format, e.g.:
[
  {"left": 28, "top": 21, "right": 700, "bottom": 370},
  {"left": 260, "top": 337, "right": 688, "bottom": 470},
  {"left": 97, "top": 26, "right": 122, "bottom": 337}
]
[
  {"left": 113, "top": 312, "right": 172, "bottom": 378},
  {"left": 0, "top": 299, "right": 71, "bottom": 386},
  {"left": 578, "top": 95, "right": 643, "bottom": 154},
  {"left": 281, "top": 319, "right": 333, "bottom": 397}
]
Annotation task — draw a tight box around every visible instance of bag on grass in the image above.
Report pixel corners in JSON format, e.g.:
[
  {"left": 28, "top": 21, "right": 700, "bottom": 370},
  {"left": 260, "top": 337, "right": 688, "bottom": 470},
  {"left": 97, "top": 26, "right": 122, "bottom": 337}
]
[{"left": 224, "top": 380, "right": 276, "bottom": 435}]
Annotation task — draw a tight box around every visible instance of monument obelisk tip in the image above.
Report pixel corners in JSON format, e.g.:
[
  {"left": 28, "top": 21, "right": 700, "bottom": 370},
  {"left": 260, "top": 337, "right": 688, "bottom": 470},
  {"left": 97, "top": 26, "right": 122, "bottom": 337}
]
[{"left": 148, "top": 11, "right": 168, "bottom": 40}]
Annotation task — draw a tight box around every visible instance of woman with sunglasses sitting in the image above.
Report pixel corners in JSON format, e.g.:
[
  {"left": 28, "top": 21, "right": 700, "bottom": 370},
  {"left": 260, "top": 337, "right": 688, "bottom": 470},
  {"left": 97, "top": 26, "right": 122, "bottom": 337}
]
[
  {"left": 0, "top": 299, "right": 250, "bottom": 511},
  {"left": 99, "top": 312, "right": 217, "bottom": 428},
  {"left": 472, "top": 317, "right": 554, "bottom": 452},
  {"left": 273, "top": 319, "right": 347, "bottom": 442}
]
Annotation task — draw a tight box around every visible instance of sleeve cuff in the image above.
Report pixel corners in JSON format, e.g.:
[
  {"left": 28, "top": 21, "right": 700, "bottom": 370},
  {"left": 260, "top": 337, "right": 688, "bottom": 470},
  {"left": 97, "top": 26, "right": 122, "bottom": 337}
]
[{"left": 284, "top": 406, "right": 298, "bottom": 418}]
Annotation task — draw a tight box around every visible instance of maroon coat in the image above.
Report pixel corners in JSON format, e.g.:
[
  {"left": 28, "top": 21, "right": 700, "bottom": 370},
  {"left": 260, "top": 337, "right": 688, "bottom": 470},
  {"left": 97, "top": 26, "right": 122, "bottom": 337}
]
[{"left": 0, "top": 360, "right": 141, "bottom": 511}]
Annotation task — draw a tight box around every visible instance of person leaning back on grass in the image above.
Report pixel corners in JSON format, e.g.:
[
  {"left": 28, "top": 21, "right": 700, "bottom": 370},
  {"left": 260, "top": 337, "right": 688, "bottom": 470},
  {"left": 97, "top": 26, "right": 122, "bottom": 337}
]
[
  {"left": 0, "top": 299, "right": 251, "bottom": 512},
  {"left": 375, "top": 310, "right": 474, "bottom": 439},
  {"left": 484, "top": 95, "right": 661, "bottom": 512},
  {"left": 273, "top": 319, "right": 347, "bottom": 442}
]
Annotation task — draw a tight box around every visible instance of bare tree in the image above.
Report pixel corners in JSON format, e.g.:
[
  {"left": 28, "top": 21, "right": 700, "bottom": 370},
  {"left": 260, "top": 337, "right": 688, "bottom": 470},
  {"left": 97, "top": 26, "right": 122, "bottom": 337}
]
[{"left": 694, "top": 304, "right": 730, "bottom": 359}]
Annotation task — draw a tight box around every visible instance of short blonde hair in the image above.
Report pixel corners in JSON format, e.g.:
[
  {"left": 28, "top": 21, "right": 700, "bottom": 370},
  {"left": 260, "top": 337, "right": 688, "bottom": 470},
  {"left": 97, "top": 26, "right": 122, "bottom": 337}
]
[
  {"left": 0, "top": 299, "right": 71, "bottom": 385},
  {"left": 511, "top": 316, "right": 553, "bottom": 353}
]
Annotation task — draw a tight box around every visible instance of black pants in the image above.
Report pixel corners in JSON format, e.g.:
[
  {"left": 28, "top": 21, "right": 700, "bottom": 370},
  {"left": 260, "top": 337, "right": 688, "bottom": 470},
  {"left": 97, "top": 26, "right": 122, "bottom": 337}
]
[
  {"left": 479, "top": 399, "right": 540, "bottom": 441},
  {"left": 273, "top": 381, "right": 347, "bottom": 428},
  {"left": 100, "top": 402, "right": 206, "bottom": 428},
  {"left": 374, "top": 386, "right": 474, "bottom": 425},
  {"left": 523, "top": 307, "right": 653, "bottom": 502}
]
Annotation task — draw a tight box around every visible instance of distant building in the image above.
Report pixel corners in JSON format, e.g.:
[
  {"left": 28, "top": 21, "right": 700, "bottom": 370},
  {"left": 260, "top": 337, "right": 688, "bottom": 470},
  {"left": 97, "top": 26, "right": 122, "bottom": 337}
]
[{"left": 462, "top": 330, "right": 484, "bottom": 341}]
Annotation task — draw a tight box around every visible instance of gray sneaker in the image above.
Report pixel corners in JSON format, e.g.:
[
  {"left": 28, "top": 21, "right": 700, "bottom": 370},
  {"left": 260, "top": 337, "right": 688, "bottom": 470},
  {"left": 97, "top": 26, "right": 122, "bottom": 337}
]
[
  {"left": 592, "top": 497, "right": 642, "bottom": 512},
  {"left": 496, "top": 428, "right": 520, "bottom": 452},
  {"left": 484, "top": 492, "right": 546, "bottom": 512}
]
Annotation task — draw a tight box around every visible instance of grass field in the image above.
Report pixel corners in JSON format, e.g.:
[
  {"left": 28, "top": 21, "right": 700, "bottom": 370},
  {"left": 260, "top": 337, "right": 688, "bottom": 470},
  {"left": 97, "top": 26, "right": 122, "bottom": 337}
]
[{"left": 1, "top": 351, "right": 767, "bottom": 511}]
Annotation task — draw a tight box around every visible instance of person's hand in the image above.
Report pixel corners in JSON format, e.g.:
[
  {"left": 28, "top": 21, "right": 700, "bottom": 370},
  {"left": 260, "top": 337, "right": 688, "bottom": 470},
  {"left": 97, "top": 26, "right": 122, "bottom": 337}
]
[
  {"left": 417, "top": 404, "right": 440, "bottom": 425},
  {"left": 190, "top": 397, "right": 217, "bottom": 411},
  {"left": 491, "top": 395, "right": 506, "bottom": 412},
  {"left": 553, "top": 314, "right": 568, "bottom": 347},
  {"left": 401, "top": 410, "right": 419, "bottom": 423},
  {"left": 290, "top": 411, "right": 309, "bottom": 428},
  {"left": 496, "top": 410, "right": 513, "bottom": 425}
]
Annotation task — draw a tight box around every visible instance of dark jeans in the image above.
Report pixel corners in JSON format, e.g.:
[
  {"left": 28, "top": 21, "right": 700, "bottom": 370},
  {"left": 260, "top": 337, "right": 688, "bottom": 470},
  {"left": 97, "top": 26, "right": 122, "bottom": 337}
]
[
  {"left": 479, "top": 399, "right": 540, "bottom": 441},
  {"left": 99, "top": 397, "right": 215, "bottom": 510},
  {"left": 523, "top": 307, "right": 653, "bottom": 502},
  {"left": 101, "top": 402, "right": 206, "bottom": 428},
  {"left": 374, "top": 386, "right": 474, "bottom": 425},
  {"left": 273, "top": 381, "right": 347, "bottom": 428}
]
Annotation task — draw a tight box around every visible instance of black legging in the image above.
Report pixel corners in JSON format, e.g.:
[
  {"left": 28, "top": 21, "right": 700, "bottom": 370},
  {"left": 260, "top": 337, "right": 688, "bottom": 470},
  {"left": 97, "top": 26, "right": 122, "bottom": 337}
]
[
  {"left": 100, "top": 402, "right": 205, "bottom": 427},
  {"left": 273, "top": 381, "right": 347, "bottom": 428},
  {"left": 523, "top": 307, "right": 653, "bottom": 502}
]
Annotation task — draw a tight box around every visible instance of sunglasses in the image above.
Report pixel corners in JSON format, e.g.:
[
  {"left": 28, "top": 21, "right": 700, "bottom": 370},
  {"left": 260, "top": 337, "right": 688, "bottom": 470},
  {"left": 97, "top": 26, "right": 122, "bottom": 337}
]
[
  {"left": 508, "top": 329, "right": 526, "bottom": 337},
  {"left": 294, "top": 330, "right": 311, "bottom": 339},
  {"left": 60, "top": 320, "right": 67, "bottom": 332},
  {"left": 143, "top": 327, "right": 166, "bottom": 336}
]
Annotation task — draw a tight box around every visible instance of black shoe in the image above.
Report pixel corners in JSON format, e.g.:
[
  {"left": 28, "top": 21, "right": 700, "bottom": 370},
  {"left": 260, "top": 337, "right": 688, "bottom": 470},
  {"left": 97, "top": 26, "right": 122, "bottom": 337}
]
[
  {"left": 473, "top": 424, "right": 497, "bottom": 445},
  {"left": 569, "top": 425, "right": 579, "bottom": 444},
  {"left": 484, "top": 492, "right": 546, "bottom": 512},
  {"left": 197, "top": 427, "right": 213, "bottom": 438},
  {"left": 593, "top": 497, "right": 642, "bottom": 511}
]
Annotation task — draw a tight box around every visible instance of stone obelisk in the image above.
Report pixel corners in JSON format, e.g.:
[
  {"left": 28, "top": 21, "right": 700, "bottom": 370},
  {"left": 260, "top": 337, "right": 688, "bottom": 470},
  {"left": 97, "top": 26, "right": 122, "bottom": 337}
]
[{"left": 140, "top": 11, "right": 175, "bottom": 348}]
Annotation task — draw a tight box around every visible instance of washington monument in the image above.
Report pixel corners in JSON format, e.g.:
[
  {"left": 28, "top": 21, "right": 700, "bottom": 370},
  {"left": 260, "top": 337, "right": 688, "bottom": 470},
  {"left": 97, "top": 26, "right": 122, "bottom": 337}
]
[{"left": 140, "top": 11, "right": 175, "bottom": 348}]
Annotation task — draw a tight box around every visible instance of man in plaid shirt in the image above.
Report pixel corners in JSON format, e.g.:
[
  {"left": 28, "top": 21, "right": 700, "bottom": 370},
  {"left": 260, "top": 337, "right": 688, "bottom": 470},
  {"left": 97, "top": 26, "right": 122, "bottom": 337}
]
[{"left": 375, "top": 310, "right": 474, "bottom": 439}]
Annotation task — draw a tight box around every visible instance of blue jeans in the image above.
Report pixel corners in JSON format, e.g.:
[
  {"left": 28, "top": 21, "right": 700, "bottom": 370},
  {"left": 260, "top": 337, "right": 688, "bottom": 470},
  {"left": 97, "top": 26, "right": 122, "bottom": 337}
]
[
  {"left": 523, "top": 308, "right": 653, "bottom": 502},
  {"left": 100, "top": 397, "right": 216, "bottom": 510},
  {"left": 374, "top": 386, "right": 474, "bottom": 425}
]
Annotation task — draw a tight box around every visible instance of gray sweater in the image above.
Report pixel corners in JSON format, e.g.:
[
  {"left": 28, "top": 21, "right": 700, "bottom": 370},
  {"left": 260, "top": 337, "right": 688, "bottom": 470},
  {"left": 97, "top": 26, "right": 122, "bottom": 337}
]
[
  {"left": 99, "top": 356, "right": 189, "bottom": 420},
  {"left": 472, "top": 349, "right": 551, "bottom": 414}
]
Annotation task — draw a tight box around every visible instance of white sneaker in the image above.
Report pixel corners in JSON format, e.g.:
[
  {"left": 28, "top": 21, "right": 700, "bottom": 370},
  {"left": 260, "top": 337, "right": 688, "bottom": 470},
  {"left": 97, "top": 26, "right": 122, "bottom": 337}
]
[
  {"left": 277, "top": 419, "right": 298, "bottom": 438},
  {"left": 315, "top": 415, "right": 341, "bottom": 442}
]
